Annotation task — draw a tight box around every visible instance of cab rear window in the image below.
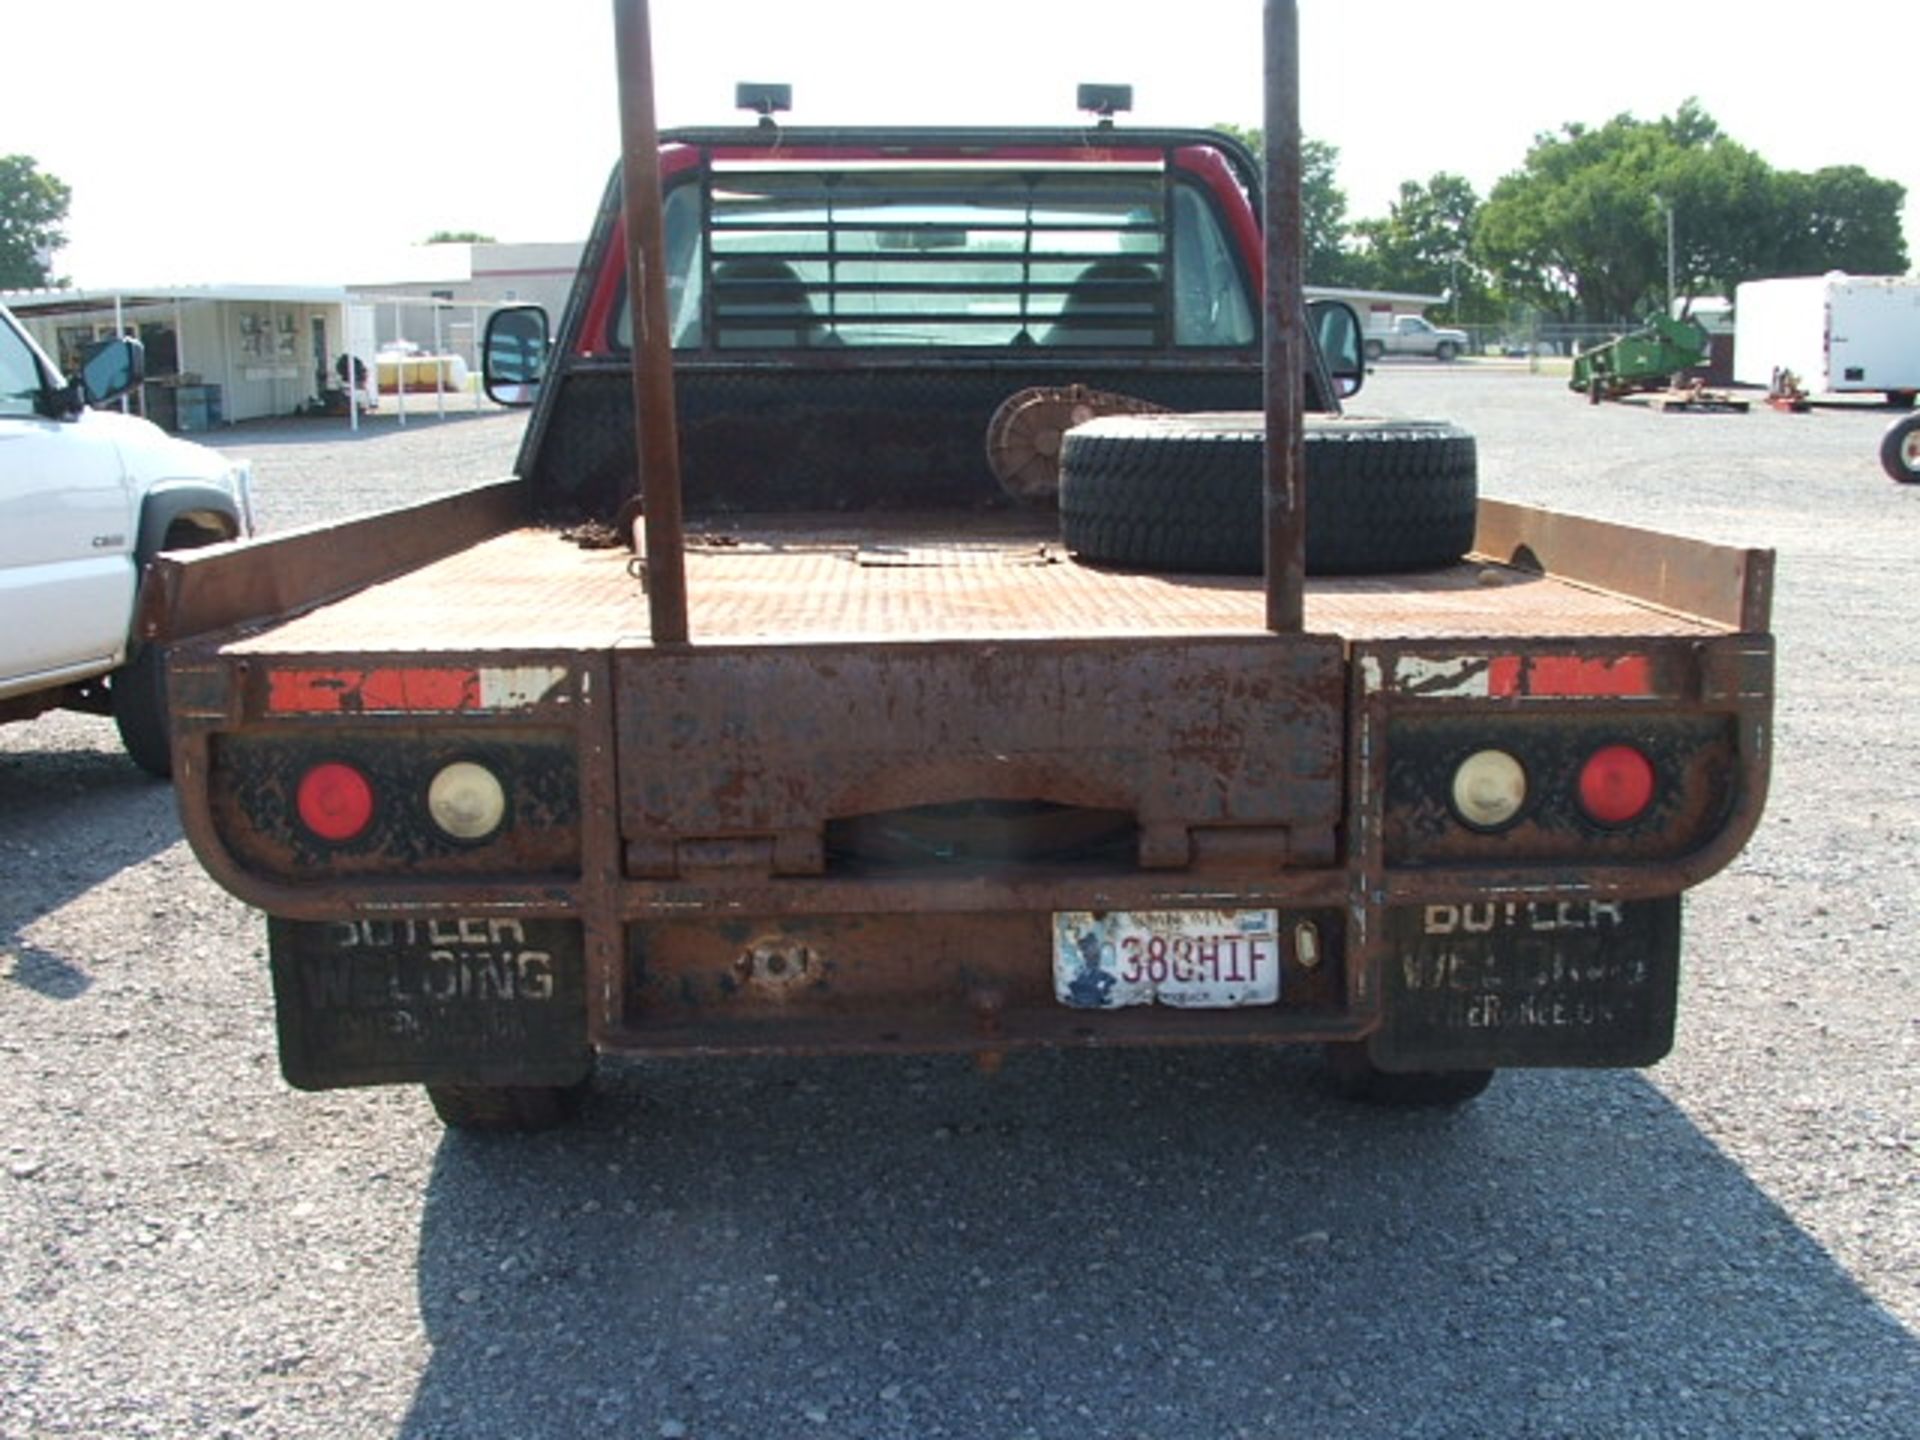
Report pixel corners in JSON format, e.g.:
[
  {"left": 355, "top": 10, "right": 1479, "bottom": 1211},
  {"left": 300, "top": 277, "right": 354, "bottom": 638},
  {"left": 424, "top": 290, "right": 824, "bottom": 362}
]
[{"left": 618, "top": 161, "right": 1254, "bottom": 353}]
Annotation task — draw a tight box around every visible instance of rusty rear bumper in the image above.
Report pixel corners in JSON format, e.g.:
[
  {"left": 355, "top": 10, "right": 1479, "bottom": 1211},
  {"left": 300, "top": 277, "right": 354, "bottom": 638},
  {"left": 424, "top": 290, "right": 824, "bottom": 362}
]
[{"left": 174, "top": 623, "right": 1769, "bottom": 1084}]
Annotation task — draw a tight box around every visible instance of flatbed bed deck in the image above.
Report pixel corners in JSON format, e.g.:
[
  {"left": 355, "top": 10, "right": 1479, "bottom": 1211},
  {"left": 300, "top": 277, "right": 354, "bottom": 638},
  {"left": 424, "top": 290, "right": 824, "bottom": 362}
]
[{"left": 221, "top": 509, "right": 1726, "bottom": 657}]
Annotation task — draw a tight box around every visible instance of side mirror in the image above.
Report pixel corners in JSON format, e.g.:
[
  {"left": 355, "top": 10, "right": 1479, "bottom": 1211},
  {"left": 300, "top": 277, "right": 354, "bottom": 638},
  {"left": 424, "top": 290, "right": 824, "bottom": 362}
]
[
  {"left": 1307, "top": 299, "right": 1365, "bottom": 399},
  {"left": 484, "top": 305, "right": 550, "bottom": 407},
  {"left": 77, "top": 336, "right": 144, "bottom": 407}
]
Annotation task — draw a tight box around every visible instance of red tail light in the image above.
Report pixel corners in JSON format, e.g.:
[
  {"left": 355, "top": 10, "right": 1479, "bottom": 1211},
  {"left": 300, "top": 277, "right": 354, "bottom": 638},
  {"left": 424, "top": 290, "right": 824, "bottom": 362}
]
[
  {"left": 296, "top": 762, "right": 375, "bottom": 842},
  {"left": 1578, "top": 745, "right": 1655, "bottom": 826}
]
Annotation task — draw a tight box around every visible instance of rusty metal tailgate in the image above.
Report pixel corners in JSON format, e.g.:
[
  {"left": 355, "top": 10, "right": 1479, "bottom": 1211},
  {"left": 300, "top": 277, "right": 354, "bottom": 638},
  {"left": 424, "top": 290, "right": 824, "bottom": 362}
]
[{"left": 613, "top": 635, "right": 1347, "bottom": 880}]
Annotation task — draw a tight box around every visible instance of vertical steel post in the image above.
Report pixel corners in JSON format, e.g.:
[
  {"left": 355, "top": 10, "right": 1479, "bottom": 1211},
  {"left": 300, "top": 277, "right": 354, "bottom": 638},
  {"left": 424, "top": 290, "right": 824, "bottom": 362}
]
[
  {"left": 344, "top": 302, "right": 360, "bottom": 432},
  {"left": 393, "top": 301, "right": 407, "bottom": 427},
  {"left": 1665, "top": 200, "right": 1676, "bottom": 316},
  {"left": 1262, "top": 0, "right": 1305, "bottom": 633},
  {"left": 432, "top": 303, "right": 446, "bottom": 420},
  {"left": 113, "top": 294, "right": 129, "bottom": 415},
  {"left": 613, "top": 0, "right": 690, "bottom": 645}
]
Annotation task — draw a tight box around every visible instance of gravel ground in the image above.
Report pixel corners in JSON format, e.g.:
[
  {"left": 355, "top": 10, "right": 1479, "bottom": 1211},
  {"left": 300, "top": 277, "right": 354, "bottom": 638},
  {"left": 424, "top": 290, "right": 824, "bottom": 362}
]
[{"left": 2, "top": 375, "right": 1916, "bottom": 1439}]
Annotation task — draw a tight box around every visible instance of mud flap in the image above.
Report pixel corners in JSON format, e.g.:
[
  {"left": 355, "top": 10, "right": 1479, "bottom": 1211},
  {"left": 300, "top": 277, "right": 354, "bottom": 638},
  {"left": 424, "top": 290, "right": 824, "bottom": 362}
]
[
  {"left": 268, "top": 917, "right": 590, "bottom": 1090},
  {"left": 1370, "top": 897, "right": 1681, "bottom": 1071}
]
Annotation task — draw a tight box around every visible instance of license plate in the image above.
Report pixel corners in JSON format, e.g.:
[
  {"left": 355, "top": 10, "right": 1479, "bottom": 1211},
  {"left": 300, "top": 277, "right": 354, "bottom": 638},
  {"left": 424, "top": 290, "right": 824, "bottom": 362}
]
[{"left": 1053, "top": 909, "right": 1280, "bottom": 1009}]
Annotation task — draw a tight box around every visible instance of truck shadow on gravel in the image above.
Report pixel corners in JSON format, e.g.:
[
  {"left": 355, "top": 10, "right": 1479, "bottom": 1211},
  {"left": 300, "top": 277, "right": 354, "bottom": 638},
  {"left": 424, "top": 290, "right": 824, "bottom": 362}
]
[
  {"left": 403, "top": 1048, "right": 1917, "bottom": 1439},
  {"left": 0, "top": 739, "right": 179, "bottom": 1000}
]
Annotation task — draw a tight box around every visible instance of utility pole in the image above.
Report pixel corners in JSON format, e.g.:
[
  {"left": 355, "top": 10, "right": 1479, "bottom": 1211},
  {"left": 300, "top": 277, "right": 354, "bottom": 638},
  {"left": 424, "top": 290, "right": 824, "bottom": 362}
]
[{"left": 1651, "top": 194, "right": 1676, "bottom": 315}]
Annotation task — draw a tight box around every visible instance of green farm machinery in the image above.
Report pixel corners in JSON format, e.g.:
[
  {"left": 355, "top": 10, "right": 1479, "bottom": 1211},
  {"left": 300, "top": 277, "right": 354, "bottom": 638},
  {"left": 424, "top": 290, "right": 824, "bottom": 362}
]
[{"left": 1570, "top": 313, "right": 1711, "bottom": 403}]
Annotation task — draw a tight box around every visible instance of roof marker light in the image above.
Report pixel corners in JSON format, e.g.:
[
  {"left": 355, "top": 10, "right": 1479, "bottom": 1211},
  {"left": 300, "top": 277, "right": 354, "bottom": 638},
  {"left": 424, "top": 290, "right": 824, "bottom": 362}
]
[
  {"left": 1077, "top": 83, "right": 1133, "bottom": 127},
  {"left": 736, "top": 82, "right": 791, "bottom": 127}
]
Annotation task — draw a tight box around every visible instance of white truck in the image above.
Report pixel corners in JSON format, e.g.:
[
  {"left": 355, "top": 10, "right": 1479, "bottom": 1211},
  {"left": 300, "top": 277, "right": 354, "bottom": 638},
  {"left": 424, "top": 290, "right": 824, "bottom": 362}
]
[
  {"left": 1733, "top": 273, "right": 1920, "bottom": 405},
  {"left": 1363, "top": 313, "right": 1469, "bottom": 362},
  {"left": 0, "top": 302, "right": 253, "bottom": 775}
]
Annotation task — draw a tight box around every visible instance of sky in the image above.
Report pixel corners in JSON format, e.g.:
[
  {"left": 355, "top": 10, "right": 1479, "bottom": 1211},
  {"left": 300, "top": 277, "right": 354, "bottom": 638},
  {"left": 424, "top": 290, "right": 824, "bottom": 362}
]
[{"left": 4, "top": 0, "right": 1913, "bottom": 288}]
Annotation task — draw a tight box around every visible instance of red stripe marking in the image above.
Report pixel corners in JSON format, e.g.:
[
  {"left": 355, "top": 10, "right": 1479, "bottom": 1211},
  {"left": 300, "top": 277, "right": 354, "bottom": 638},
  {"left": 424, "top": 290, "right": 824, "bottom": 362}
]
[
  {"left": 1488, "top": 655, "right": 1654, "bottom": 699},
  {"left": 268, "top": 668, "right": 481, "bottom": 714}
]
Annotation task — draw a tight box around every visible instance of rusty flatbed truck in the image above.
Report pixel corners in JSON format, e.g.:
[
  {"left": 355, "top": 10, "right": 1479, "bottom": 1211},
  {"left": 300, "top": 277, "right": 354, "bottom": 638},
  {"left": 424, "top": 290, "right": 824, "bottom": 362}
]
[{"left": 147, "top": 0, "right": 1772, "bottom": 1131}]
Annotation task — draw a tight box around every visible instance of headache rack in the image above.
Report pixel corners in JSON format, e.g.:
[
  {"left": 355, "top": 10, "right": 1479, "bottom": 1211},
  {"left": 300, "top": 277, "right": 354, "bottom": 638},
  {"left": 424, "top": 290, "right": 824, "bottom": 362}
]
[
  {"left": 704, "top": 161, "right": 1172, "bottom": 349},
  {"left": 613, "top": 4, "right": 1312, "bottom": 642}
]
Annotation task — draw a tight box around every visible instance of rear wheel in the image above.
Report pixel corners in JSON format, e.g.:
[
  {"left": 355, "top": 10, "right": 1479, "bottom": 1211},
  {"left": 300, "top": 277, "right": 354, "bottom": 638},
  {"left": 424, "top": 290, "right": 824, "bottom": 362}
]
[
  {"left": 1058, "top": 412, "right": 1477, "bottom": 576},
  {"left": 1882, "top": 412, "right": 1920, "bottom": 483},
  {"left": 111, "top": 515, "right": 233, "bottom": 778},
  {"left": 110, "top": 642, "right": 172, "bottom": 778},
  {"left": 1362, "top": 338, "right": 1385, "bottom": 361},
  {"left": 1323, "top": 1043, "right": 1495, "bottom": 1106},
  {"left": 427, "top": 1073, "right": 594, "bottom": 1132}
]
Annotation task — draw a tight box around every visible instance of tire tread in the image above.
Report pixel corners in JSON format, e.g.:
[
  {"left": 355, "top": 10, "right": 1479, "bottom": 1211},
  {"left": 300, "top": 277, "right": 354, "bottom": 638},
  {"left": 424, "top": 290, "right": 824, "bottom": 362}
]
[
  {"left": 1059, "top": 414, "right": 1477, "bottom": 575},
  {"left": 426, "top": 1079, "right": 591, "bottom": 1132}
]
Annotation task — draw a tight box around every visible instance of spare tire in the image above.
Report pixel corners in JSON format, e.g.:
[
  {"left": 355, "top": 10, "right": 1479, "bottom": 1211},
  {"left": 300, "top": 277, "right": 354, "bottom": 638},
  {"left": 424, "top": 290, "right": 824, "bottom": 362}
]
[{"left": 1059, "top": 412, "right": 1477, "bottom": 575}]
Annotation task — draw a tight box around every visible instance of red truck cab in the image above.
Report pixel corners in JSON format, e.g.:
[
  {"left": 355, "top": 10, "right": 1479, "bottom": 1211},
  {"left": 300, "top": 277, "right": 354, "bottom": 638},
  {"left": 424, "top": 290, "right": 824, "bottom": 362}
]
[{"left": 514, "top": 126, "right": 1333, "bottom": 522}]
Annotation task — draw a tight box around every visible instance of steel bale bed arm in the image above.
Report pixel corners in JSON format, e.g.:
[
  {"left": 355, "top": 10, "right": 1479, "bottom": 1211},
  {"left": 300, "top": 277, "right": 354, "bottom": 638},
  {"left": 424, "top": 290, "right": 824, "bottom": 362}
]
[{"left": 136, "top": 481, "right": 528, "bottom": 652}]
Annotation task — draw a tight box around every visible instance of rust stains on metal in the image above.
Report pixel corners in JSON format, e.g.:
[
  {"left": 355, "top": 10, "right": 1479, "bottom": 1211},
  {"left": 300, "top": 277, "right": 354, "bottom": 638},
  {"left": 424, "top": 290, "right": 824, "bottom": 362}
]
[
  {"left": 612, "top": 636, "right": 1346, "bottom": 878},
  {"left": 623, "top": 909, "right": 1354, "bottom": 1056},
  {"left": 985, "top": 385, "right": 1172, "bottom": 503},
  {"left": 613, "top": 0, "right": 689, "bottom": 644},
  {"left": 733, "top": 937, "right": 819, "bottom": 993},
  {"left": 1471, "top": 498, "right": 1773, "bottom": 633},
  {"left": 138, "top": 480, "right": 526, "bottom": 647},
  {"left": 1262, "top": 0, "right": 1306, "bottom": 634},
  {"left": 209, "top": 518, "right": 1730, "bottom": 658}
]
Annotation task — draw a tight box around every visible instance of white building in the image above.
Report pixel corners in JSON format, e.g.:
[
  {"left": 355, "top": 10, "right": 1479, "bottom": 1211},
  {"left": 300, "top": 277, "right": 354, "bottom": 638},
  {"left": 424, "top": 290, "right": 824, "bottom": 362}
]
[
  {"left": 1, "top": 239, "right": 582, "bottom": 430},
  {"left": 351, "top": 241, "right": 583, "bottom": 351},
  {"left": 1305, "top": 285, "right": 1449, "bottom": 327},
  {"left": 0, "top": 284, "right": 351, "bottom": 428}
]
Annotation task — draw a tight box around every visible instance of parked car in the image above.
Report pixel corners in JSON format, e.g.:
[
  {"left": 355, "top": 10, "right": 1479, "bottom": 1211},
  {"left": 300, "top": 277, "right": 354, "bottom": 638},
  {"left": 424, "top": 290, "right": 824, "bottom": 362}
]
[
  {"left": 1365, "top": 313, "right": 1469, "bottom": 361},
  {"left": 0, "top": 302, "right": 253, "bottom": 775}
]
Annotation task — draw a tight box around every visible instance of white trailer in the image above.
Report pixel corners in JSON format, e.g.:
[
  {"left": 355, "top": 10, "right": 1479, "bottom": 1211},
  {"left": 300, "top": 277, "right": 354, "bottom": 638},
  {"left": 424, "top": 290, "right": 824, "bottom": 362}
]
[{"left": 1734, "top": 274, "right": 1920, "bottom": 403}]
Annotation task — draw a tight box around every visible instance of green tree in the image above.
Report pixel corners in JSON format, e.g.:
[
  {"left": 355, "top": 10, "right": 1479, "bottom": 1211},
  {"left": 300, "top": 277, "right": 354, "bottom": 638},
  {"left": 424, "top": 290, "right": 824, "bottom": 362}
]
[
  {"left": 1212, "top": 124, "right": 1358, "bottom": 286},
  {"left": 1647, "top": 130, "right": 1777, "bottom": 308},
  {"left": 1348, "top": 172, "right": 1496, "bottom": 320},
  {"left": 1473, "top": 112, "right": 1678, "bottom": 322},
  {"left": 0, "top": 155, "right": 71, "bottom": 289},
  {"left": 1765, "top": 166, "right": 1908, "bottom": 278},
  {"left": 1472, "top": 99, "right": 1908, "bottom": 323},
  {"left": 424, "top": 229, "right": 497, "bottom": 244}
]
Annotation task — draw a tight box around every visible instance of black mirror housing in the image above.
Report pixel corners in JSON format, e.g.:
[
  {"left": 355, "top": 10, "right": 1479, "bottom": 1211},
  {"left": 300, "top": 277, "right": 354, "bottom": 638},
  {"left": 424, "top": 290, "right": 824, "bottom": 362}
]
[
  {"left": 77, "top": 336, "right": 144, "bottom": 408},
  {"left": 484, "top": 306, "right": 551, "bottom": 407},
  {"left": 1306, "top": 298, "right": 1365, "bottom": 400}
]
